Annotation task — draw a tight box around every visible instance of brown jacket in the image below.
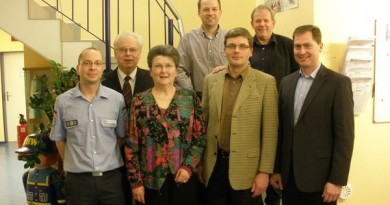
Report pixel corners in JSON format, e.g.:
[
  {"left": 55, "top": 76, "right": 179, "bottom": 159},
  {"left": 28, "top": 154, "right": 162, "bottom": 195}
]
[{"left": 202, "top": 67, "right": 278, "bottom": 190}]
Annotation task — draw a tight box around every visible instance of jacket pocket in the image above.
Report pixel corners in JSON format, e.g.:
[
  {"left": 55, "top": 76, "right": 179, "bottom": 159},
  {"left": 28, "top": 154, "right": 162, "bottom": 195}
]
[{"left": 247, "top": 152, "right": 260, "bottom": 158}]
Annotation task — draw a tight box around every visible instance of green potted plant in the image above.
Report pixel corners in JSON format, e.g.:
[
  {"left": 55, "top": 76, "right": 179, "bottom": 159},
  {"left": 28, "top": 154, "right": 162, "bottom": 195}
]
[{"left": 22, "top": 60, "right": 79, "bottom": 168}]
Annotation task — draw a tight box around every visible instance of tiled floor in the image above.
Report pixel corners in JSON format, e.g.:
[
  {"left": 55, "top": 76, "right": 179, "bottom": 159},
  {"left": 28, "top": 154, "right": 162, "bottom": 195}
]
[
  {"left": 0, "top": 142, "right": 27, "bottom": 205},
  {"left": 0, "top": 142, "right": 282, "bottom": 205}
]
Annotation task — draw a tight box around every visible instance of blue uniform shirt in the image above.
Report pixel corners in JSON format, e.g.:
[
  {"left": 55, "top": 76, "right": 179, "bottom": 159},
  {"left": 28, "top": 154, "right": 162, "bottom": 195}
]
[{"left": 50, "top": 84, "right": 127, "bottom": 173}]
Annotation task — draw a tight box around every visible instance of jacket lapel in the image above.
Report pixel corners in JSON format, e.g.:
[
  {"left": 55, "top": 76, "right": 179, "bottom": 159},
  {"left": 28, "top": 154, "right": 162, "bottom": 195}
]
[
  {"left": 233, "top": 69, "right": 254, "bottom": 114},
  {"left": 107, "top": 68, "right": 122, "bottom": 93},
  {"left": 297, "top": 65, "right": 328, "bottom": 122},
  {"left": 213, "top": 72, "right": 225, "bottom": 119},
  {"left": 286, "top": 72, "right": 300, "bottom": 128},
  {"left": 134, "top": 68, "right": 144, "bottom": 94}
]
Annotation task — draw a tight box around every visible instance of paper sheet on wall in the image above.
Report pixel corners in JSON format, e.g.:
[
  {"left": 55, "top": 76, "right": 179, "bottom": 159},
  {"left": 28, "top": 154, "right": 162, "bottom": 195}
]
[{"left": 342, "top": 37, "right": 375, "bottom": 115}]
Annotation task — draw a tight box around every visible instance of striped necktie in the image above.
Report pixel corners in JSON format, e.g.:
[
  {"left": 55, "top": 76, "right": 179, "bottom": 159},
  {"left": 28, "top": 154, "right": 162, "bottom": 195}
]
[{"left": 123, "top": 75, "right": 132, "bottom": 107}]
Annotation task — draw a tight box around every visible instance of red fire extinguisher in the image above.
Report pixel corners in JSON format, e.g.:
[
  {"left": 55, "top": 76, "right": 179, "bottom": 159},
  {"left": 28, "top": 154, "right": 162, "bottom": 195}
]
[{"left": 17, "top": 114, "right": 28, "bottom": 148}]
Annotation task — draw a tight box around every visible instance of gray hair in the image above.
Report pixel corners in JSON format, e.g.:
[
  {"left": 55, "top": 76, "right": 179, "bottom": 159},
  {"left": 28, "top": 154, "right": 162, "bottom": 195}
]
[
  {"left": 251, "top": 4, "right": 275, "bottom": 21},
  {"left": 113, "top": 32, "right": 144, "bottom": 50}
]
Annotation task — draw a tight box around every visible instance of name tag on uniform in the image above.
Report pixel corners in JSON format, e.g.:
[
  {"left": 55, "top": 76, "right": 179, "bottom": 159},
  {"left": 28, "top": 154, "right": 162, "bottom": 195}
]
[
  {"left": 102, "top": 119, "right": 117, "bottom": 127},
  {"left": 65, "top": 120, "right": 78, "bottom": 127}
]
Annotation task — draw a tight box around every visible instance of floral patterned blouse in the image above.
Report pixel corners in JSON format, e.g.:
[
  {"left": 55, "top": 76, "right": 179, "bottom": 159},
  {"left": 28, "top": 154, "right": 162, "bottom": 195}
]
[{"left": 124, "top": 87, "right": 206, "bottom": 190}]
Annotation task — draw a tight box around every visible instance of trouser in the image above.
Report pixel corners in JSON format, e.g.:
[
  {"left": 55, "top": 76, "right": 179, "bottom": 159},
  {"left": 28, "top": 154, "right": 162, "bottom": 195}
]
[
  {"left": 65, "top": 168, "right": 126, "bottom": 205},
  {"left": 282, "top": 166, "right": 336, "bottom": 205},
  {"left": 206, "top": 149, "right": 263, "bottom": 205},
  {"left": 264, "top": 185, "right": 282, "bottom": 205},
  {"left": 139, "top": 174, "right": 198, "bottom": 205}
]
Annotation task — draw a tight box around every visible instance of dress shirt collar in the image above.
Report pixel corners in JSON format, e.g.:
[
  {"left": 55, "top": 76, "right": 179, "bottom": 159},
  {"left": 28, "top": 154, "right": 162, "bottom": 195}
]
[
  {"left": 74, "top": 83, "right": 108, "bottom": 99},
  {"left": 253, "top": 33, "right": 277, "bottom": 46},
  {"left": 299, "top": 64, "right": 321, "bottom": 79},
  {"left": 117, "top": 67, "right": 138, "bottom": 81},
  {"left": 225, "top": 64, "right": 249, "bottom": 80},
  {"left": 199, "top": 25, "right": 222, "bottom": 39}
]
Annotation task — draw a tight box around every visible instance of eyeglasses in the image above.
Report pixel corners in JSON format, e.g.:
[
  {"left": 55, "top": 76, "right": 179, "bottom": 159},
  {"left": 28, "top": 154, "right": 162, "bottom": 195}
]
[
  {"left": 152, "top": 64, "right": 175, "bottom": 70},
  {"left": 225, "top": 44, "right": 251, "bottom": 50},
  {"left": 116, "top": 47, "right": 140, "bottom": 54},
  {"left": 80, "top": 61, "right": 105, "bottom": 67}
]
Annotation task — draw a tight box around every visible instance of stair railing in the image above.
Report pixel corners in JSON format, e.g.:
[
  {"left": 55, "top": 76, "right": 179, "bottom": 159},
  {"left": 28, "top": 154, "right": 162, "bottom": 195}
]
[{"left": 38, "top": 0, "right": 183, "bottom": 71}]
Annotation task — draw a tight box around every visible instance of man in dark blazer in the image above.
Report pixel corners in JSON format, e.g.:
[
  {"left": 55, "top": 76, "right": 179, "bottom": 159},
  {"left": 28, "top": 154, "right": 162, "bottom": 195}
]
[
  {"left": 102, "top": 32, "right": 154, "bottom": 97},
  {"left": 102, "top": 32, "right": 153, "bottom": 205},
  {"left": 250, "top": 5, "right": 299, "bottom": 87},
  {"left": 270, "top": 25, "right": 354, "bottom": 205}
]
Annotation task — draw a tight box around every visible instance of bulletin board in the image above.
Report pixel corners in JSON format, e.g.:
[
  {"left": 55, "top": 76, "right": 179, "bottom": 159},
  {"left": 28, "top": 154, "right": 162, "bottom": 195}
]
[{"left": 374, "top": 20, "right": 390, "bottom": 123}]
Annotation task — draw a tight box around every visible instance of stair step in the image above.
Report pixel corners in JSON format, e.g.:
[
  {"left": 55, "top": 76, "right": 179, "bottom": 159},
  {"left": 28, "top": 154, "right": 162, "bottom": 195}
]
[{"left": 28, "top": 0, "right": 56, "bottom": 19}]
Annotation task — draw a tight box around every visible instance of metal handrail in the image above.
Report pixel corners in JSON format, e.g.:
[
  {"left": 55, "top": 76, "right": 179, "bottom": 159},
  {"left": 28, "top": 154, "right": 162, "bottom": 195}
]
[
  {"left": 40, "top": 0, "right": 182, "bottom": 42},
  {"left": 38, "top": 0, "right": 183, "bottom": 71},
  {"left": 41, "top": 0, "right": 104, "bottom": 42},
  {"left": 164, "top": 0, "right": 184, "bottom": 37}
]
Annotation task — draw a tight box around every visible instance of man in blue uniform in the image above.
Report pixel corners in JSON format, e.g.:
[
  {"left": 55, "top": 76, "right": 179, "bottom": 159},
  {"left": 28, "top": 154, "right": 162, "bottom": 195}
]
[{"left": 50, "top": 47, "right": 127, "bottom": 205}]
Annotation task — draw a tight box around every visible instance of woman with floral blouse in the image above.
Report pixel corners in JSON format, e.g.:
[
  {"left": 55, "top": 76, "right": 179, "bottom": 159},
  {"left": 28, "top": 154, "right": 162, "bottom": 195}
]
[{"left": 124, "top": 44, "right": 206, "bottom": 205}]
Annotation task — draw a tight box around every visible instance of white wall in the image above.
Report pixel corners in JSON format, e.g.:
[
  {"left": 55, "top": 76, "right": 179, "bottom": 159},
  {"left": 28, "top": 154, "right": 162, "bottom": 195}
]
[{"left": 314, "top": 1, "right": 390, "bottom": 204}]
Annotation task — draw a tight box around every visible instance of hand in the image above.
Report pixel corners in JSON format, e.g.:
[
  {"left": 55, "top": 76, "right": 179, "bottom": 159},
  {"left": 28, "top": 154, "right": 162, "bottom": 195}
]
[
  {"left": 132, "top": 186, "right": 145, "bottom": 204},
  {"left": 322, "top": 182, "right": 342, "bottom": 203},
  {"left": 211, "top": 65, "right": 226, "bottom": 74},
  {"left": 174, "top": 168, "right": 191, "bottom": 184},
  {"left": 270, "top": 173, "right": 284, "bottom": 190},
  {"left": 197, "top": 164, "right": 205, "bottom": 184},
  {"left": 251, "top": 172, "right": 269, "bottom": 198}
]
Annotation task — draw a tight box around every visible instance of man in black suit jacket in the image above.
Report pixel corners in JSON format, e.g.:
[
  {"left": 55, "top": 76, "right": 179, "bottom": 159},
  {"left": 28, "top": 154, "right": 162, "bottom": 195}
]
[
  {"left": 103, "top": 65, "right": 153, "bottom": 96},
  {"left": 250, "top": 5, "right": 299, "bottom": 87},
  {"left": 270, "top": 25, "right": 354, "bottom": 205},
  {"left": 102, "top": 32, "right": 154, "bottom": 96},
  {"left": 250, "top": 5, "right": 299, "bottom": 205},
  {"left": 102, "top": 32, "right": 153, "bottom": 205}
]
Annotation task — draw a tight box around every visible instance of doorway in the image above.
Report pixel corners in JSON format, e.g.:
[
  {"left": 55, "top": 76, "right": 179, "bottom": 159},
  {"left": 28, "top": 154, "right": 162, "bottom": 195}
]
[{"left": 0, "top": 52, "right": 26, "bottom": 142}]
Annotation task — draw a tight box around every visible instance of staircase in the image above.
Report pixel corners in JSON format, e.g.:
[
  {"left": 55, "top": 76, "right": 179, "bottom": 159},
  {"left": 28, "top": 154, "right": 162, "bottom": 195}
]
[
  {"left": 0, "top": 0, "right": 183, "bottom": 70},
  {"left": 0, "top": 0, "right": 100, "bottom": 69}
]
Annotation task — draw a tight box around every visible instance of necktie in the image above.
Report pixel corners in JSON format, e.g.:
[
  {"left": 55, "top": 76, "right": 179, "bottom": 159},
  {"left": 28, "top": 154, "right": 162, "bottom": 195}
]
[{"left": 123, "top": 75, "right": 132, "bottom": 107}]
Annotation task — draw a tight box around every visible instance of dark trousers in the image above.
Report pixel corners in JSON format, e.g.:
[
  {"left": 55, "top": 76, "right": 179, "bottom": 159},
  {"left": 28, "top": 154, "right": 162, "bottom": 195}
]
[
  {"left": 197, "top": 177, "right": 207, "bottom": 205},
  {"left": 206, "top": 150, "right": 263, "bottom": 205},
  {"left": 120, "top": 144, "right": 133, "bottom": 205},
  {"left": 138, "top": 174, "right": 198, "bottom": 205},
  {"left": 120, "top": 166, "right": 133, "bottom": 205},
  {"left": 264, "top": 185, "right": 282, "bottom": 205},
  {"left": 65, "top": 168, "right": 126, "bottom": 205},
  {"left": 283, "top": 167, "right": 336, "bottom": 205}
]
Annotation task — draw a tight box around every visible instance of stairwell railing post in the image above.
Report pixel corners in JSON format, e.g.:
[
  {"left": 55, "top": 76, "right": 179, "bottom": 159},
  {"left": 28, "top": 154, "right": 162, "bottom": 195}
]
[
  {"left": 168, "top": 19, "right": 173, "bottom": 46},
  {"left": 104, "top": 0, "right": 111, "bottom": 72}
]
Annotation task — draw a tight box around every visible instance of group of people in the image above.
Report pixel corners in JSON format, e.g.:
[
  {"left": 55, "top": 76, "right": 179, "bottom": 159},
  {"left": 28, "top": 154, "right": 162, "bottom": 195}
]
[{"left": 48, "top": 0, "right": 355, "bottom": 205}]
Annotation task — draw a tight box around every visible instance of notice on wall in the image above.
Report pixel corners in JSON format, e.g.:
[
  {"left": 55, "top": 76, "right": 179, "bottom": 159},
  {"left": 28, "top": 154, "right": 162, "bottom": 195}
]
[
  {"left": 262, "top": 0, "right": 299, "bottom": 13},
  {"left": 374, "top": 20, "right": 390, "bottom": 123},
  {"left": 342, "top": 37, "right": 375, "bottom": 115}
]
